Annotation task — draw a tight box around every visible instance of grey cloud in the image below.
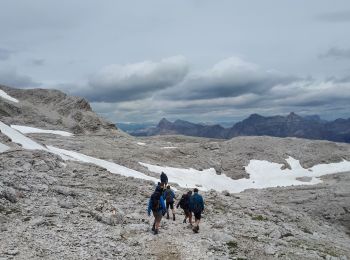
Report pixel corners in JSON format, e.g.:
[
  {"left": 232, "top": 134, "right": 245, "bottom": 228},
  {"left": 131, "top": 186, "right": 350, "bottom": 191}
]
[
  {"left": 319, "top": 47, "right": 350, "bottom": 60},
  {"left": 92, "top": 74, "right": 350, "bottom": 123},
  {"left": 31, "top": 59, "right": 45, "bottom": 66},
  {"left": 75, "top": 56, "right": 189, "bottom": 102},
  {"left": 0, "top": 48, "right": 14, "bottom": 61},
  {"left": 160, "top": 57, "right": 298, "bottom": 101},
  {"left": 316, "top": 10, "right": 350, "bottom": 22},
  {"left": 0, "top": 68, "right": 41, "bottom": 88}
]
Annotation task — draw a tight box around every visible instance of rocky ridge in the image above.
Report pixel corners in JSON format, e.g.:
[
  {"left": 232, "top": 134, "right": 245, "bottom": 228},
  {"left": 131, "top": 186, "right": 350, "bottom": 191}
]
[
  {"left": 129, "top": 113, "right": 350, "bottom": 143},
  {"left": 0, "top": 84, "right": 118, "bottom": 135}
]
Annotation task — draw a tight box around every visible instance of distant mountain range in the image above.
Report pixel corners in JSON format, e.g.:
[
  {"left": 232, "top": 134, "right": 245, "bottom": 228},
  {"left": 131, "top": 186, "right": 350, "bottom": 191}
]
[{"left": 126, "top": 112, "right": 350, "bottom": 143}]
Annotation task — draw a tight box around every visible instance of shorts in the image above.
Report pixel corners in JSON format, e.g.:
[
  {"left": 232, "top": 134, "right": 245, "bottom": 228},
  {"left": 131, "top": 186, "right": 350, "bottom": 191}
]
[
  {"left": 194, "top": 211, "right": 201, "bottom": 220},
  {"left": 152, "top": 210, "right": 163, "bottom": 222},
  {"left": 184, "top": 209, "right": 191, "bottom": 217},
  {"left": 166, "top": 201, "right": 174, "bottom": 210}
]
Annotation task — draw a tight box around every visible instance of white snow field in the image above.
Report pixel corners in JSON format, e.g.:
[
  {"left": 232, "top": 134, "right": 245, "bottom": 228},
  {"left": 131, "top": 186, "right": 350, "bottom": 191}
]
[
  {"left": 0, "top": 121, "right": 158, "bottom": 183},
  {"left": 11, "top": 125, "right": 73, "bottom": 137},
  {"left": 140, "top": 156, "right": 350, "bottom": 193},
  {"left": 2, "top": 120, "right": 350, "bottom": 193},
  {"left": 137, "top": 142, "right": 146, "bottom": 146},
  {"left": 0, "top": 142, "right": 10, "bottom": 153},
  {"left": 0, "top": 89, "right": 19, "bottom": 103},
  {"left": 0, "top": 121, "right": 46, "bottom": 150},
  {"left": 46, "top": 146, "right": 158, "bottom": 182}
]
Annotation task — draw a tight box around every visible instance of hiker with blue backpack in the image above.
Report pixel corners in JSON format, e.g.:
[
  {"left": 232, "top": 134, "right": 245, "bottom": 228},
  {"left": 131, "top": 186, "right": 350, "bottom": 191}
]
[
  {"left": 190, "top": 188, "right": 204, "bottom": 233},
  {"left": 163, "top": 185, "right": 176, "bottom": 221},
  {"left": 147, "top": 185, "right": 166, "bottom": 235}
]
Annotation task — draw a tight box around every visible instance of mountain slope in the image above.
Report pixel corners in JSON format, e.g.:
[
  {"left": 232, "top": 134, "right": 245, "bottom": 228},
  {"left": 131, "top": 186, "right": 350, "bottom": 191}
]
[
  {"left": 0, "top": 84, "right": 118, "bottom": 134},
  {"left": 132, "top": 118, "right": 228, "bottom": 139}
]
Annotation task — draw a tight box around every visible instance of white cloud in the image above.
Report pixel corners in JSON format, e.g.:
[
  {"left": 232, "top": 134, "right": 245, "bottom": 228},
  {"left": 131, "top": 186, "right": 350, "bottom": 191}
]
[
  {"left": 160, "top": 56, "right": 297, "bottom": 100},
  {"left": 79, "top": 56, "right": 189, "bottom": 102}
]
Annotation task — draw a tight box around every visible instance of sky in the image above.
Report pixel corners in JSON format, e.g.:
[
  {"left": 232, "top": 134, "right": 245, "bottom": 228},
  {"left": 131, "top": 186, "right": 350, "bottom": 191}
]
[{"left": 0, "top": 0, "right": 350, "bottom": 123}]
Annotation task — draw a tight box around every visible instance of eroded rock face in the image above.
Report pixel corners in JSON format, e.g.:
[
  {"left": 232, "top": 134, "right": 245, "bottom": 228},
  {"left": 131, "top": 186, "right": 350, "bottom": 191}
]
[{"left": 0, "top": 84, "right": 118, "bottom": 134}]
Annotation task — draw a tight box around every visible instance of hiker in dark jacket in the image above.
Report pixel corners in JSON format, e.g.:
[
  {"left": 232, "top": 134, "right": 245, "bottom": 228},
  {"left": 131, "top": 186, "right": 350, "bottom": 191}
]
[
  {"left": 147, "top": 186, "right": 166, "bottom": 235},
  {"left": 163, "top": 185, "right": 176, "bottom": 221},
  {"left": 160, "top": 172, "right": 168, "bottom": 186},
  {"left": 190, "top": 188, "right": 204, "bottom": 233},
  {"left": 176, "top": 190, "right": 192, "bottom": 225}
]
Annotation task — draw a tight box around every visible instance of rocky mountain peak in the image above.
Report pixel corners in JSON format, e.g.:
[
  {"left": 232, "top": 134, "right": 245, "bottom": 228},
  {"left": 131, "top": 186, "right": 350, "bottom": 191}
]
[
  {"left": 286, "top": 112, "right": 303, "bottom": 121},
  {"left": 157, "top": 118, "right": 172, "bottom": 128}
]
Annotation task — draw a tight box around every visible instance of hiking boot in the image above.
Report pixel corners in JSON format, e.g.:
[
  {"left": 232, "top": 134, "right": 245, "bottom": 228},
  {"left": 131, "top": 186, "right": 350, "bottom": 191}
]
[
  {"left": 183, "top": 218, "right": 186, "bottom": 224},
  {"left": 154, "top": 229, "right": 159, "bottom": 235},
  {"left": 152, "top": 223, "right": 155, "bottom": 232},
  {"left": 173, "top": 214, "right": 175, "bottom": 221},
  {"left": 166, "top": 213, "right": 170, "bottom": 219},
  {"left": 192, "top": 225, "right": 199, "bottom": 233}
]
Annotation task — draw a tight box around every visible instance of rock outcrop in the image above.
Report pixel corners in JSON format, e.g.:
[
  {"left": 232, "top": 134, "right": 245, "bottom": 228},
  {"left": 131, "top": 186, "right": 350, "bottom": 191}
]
[{"left": 0, "top": 84, "right": 118, "bottom": 134}]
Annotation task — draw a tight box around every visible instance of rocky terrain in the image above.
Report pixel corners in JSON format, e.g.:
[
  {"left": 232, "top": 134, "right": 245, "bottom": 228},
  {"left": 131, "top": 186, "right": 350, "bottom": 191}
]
[
  {"left": 1, "top": 85, "right": 350, "bottom": 259},
  {"left": 0, "top": 85, "right": 117, "bottom": 134},
  {"left": 129, "top": 113, "right": 350, "bottom": 144}
]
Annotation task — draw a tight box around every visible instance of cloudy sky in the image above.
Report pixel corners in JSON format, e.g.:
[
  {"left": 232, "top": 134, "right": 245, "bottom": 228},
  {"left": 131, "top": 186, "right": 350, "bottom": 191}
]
[{"left": 1, "top": 0, "right": 350, "bottom": 123}]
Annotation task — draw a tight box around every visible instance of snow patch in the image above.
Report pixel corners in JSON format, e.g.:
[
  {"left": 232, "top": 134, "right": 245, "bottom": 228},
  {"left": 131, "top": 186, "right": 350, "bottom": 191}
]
[
  {"left": 46, "top": 145, "right": 158, "bottom": 182},
  {"left": 0, "top": 89, "right": 19, "bottom": 103},
  {"left": 0, "top": 142, "right": 10, "bottom": 153},
  {"left": 137, "top": 142, "right": 146, "bottom": 146},
  {"left": 161, "top": 146, "right": 177, "bottom": 149},
  {"left": 140, "top": 157, "right": 350, "bottom": 193},
  {"left": 0, "top": 121, "right": 46, "bottom": 150},
  {"left": 11, "top": 125, "right": 73, "bottom": 137},
  {"left": 0, "top": 120, "right": 158, "bottom": 183}
]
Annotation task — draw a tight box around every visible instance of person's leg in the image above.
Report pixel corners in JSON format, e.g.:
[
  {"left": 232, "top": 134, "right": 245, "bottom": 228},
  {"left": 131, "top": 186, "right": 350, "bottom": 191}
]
[
  {"left": 193, "top": 212, "right": 201, "bottom": 232},
  {"left": 152, "top": 211, "right": 156, "bottom": 231},
  {"left": 166, "top": 202, "right": 170, "bottom": 219},
  {"left": 154, "top": 213, "right": 162, "bottom": 234},
  {"left": 170, "top": 202, "right": 175, "bottom": 220},
  {"left": 188, "top": 211, "right": 193, "bottom": 225},
  {"left": 183, "top": 209, "right": 187, "bottom": 223}
]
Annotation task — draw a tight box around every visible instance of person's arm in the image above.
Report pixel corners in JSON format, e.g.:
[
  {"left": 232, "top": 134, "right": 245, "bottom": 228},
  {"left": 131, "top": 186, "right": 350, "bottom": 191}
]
[
  {"left": 147, "top": 199, "right": 152, "bottom": 216},
  {"left": 176, "top": 196, "right": 182, "bottom": 208},
  {"left": 160, "top": 197, "right": 166, "bottom": 215}
]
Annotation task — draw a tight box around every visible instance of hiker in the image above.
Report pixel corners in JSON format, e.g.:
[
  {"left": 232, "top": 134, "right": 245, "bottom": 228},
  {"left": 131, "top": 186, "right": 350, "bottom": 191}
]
[
  {"left": 147, "top": 186, "right": 166, "bottom": 235},
  {"left": 160, "top": 171, "right": 168, "bottom": 187},
  {"left": 176, "top": 190, "right": 192, "bottom": 225},
  {"left": 163, "top": 185, "right": 176, "bottom": 221},
  {"left": 190, "top": 188, "right": 204, "bottom": 233}
]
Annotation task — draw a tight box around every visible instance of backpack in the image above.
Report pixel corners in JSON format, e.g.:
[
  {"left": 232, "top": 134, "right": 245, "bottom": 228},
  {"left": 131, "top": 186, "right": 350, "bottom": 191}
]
[
  {"left": 192, "top": 195, "right": 202, "bottom": 214},
  {"left": 179, "top": 194, "right": 189, "bottom": 209},
  {"left": 151, "top": 192, "right": 161, "bottom": 211},
  {"left": 165, "top": 190, "right": 173, "bottom": 203}
]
